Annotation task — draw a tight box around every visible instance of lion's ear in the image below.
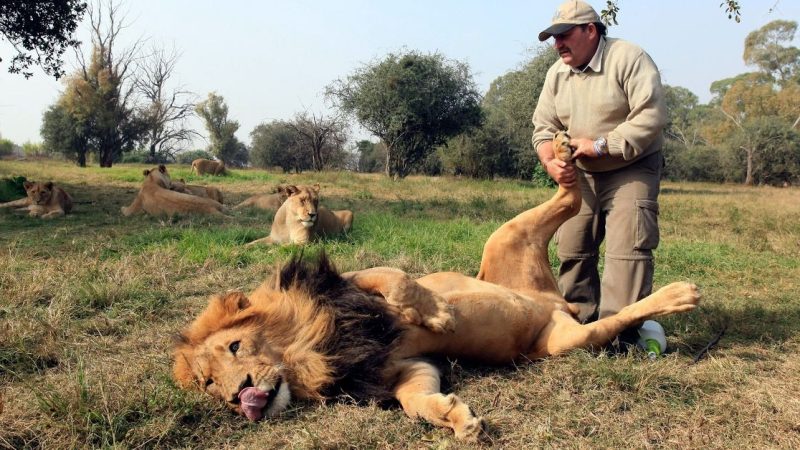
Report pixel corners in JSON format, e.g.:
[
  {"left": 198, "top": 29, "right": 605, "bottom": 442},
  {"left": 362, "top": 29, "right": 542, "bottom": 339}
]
[
  {"left": 143, "top": 169, "right": 151, "bottom": 176},
  {"left": 285, "top": 185, "right": 299, "bottom": 196},
  {"left": 218, "top": 291, "right": 251, "bottom": 315},
  {"left": 312, "top": 183, "right": 320, "bottom": 193},
  {"left": 44, "top": 181, "right": 54, "bottom": 190},
  {"left": 158, "top": 164, "right": 167, "bottom": 173},
  {"left": 23, "top": 181, "right": 34, "bottom": 191}
]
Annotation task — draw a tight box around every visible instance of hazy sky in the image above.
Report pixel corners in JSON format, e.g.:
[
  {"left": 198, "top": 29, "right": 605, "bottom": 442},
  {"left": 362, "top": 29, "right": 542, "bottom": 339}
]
[{"left": 1, "top": 0, "right": 798, "bottom": 148}]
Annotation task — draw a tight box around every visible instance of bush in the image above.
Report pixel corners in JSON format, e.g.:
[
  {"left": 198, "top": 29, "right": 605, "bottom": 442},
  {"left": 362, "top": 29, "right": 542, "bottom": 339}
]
[
  {"left": 0, "top": 176, "right": 27, "bottom": 202},
  {"left": 120, "top": 150, "right": 149, "bottom": 164},
  {"left": 0, "top": 138, "right": 16, "bottom": 156},
  {"left": 531, "top": 160, "right": 556, "bottom": 188},
  {"left": 663, "top": 141, "right": 726, "bottom": 182},
  {"left": 22, "top": 141, "right": 46, "bottom": 157}
]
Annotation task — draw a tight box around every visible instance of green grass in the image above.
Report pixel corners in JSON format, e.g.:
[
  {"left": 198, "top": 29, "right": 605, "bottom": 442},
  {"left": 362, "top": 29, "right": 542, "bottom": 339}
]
[{"left": 1, "top": 160, "right": 800, "bottom": 448}]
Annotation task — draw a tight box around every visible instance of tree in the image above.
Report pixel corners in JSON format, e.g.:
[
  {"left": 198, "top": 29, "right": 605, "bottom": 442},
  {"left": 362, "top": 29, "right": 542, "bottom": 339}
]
[
  {"left": 713, "top": 73, "right": 778, "bottom": 185},
  {"left": 40, "top": 103, "right": 89, "bottom": 166},
  {"left": 440, "top": 121, "right": 514, "bottom": 179},
  {"left": 195, "top": 92, "right": 248, "bottom": 167},
  {"left": 58, "top": 1, "right": 145, "bottom": 167},
  {"left": 328, "top": 51, "right": 483, "bottom": 179},
  {"left": 0, "top": 0, "right": 87, "bottom": 78},
  {"left": 355, "top": 140, "right": 385, "bottom": 173},
  {"left": 743, "top": 20, "right": 800, "bottom": 85},
  {"left": 482, "top": 46, "right": 559, "bottom": 179},
  {"left": 705, "top": 21, "right": 800, "bottom": 185},
  {"left": 287, "top": 111, "right": 349, "bottom": 171},
  {"left": 135, "top": 46, "right": 200, "bottom": 163},
  {"left": 663, "top": 85, "right": 707, "bottom": 148},
  {"left": 732, "top": 117, "right": 800, "bottom": 185},
  {"left": 661, "top": 85, "right": 726, "bottom": 181},
  {"left": 249, "top": 120, "right": 310, "bottom": 173}
]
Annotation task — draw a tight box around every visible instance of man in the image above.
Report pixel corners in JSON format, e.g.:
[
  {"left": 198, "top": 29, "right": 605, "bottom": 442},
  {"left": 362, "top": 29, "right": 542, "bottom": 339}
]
[{"left": 532, "top": 0, "right": 667, "bottom": 331}]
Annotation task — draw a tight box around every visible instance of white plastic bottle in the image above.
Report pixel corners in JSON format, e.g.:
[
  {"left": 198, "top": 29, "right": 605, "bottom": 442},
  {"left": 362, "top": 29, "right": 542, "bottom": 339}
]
[{"left": 637, "top": 320, "right": 667, "bottom": 359}]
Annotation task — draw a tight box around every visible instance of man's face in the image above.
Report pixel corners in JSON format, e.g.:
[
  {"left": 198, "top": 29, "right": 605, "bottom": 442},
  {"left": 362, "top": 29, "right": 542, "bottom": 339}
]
[{"left": 553, "top": 24, "right": 598, "bottom": 68}]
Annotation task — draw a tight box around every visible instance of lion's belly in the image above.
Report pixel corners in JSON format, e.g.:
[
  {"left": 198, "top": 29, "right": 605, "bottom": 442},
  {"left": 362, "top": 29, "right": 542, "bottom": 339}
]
[{"left": 398, "top": 283, "right": 557, "bottom": 364}]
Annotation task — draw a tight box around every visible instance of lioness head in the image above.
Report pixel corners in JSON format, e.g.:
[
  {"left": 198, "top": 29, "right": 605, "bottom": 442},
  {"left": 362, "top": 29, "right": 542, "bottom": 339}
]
[
  {"left": 174, "top": 291, "right": 292, "bottom": 421},
  {"left": 143, "top": 164, "right": 172, "bottom": 189},
  {"left": 169, "top": 178, "right": 189, "bottom": 193},
  {"left": 553, "top": 130, "right": 574, "bottom": 161},
  {"left": 23, "top": 181, "right": 54, "bottom": 205},
  {"left": 284, "top": 184, "right": 320, "bottom": 228}
]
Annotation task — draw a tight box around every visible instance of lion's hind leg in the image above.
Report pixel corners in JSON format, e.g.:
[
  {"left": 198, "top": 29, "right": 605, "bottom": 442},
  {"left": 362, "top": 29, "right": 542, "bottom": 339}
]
[
  {"left": 0, "top": 198, "right": 31, "bottom": 209},
  {"left": 342, "top": 268, "right": 455, "bottom": 333},
  {"left": 391, "top": 359, "right": 485, "bottom": 442},
  {"left": 532, "top": 282, "right": 701, "bottom": 357},
  {"left": 232, "top": 196, "right": 254, "bottom": 210}
]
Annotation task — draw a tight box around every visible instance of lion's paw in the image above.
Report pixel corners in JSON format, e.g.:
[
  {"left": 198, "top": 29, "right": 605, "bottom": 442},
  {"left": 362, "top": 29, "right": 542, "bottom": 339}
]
[
  {"left": 421, "top": 300, "right": 456, "bottom": 333},
  {"left": 390, "top": 283, "right": 456, "bottom": 333},
  {"left": 455, "top": 415, "right": 487, "bottom": 442},
  {"left": 646, "top": 282, "right": 701, "bottom": 316},
  {"left": 553, "top": 131, "right": 574, "bottom": 161}
]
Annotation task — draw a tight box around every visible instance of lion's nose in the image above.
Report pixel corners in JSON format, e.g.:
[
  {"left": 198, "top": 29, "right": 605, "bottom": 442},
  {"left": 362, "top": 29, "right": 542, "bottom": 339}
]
[{"left": 231, "top": 374, "right": 254, "bottom": 404}]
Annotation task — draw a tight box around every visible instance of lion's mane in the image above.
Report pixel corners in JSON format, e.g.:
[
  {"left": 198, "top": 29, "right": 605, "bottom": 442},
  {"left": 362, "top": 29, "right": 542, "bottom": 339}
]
[{"left": 177, "top": 253, "right": 402, "bottom": 402}]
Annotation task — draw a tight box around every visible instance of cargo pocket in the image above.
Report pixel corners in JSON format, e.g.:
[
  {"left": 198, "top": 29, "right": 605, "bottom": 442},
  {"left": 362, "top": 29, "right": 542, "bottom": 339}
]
[{"left": 634, "top": 199, "right": 659, "bottom": 250}]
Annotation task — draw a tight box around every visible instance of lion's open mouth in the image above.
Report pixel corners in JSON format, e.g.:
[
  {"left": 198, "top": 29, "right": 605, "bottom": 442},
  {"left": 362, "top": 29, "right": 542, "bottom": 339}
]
[{"left": 238, "top": 378, "right": 283, "bottom": 421}]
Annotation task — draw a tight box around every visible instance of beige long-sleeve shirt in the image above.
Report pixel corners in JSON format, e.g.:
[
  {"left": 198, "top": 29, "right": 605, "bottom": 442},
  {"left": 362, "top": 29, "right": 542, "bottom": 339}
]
[{"left": 532, "top": 37, "right": 667, "bottom": 172}]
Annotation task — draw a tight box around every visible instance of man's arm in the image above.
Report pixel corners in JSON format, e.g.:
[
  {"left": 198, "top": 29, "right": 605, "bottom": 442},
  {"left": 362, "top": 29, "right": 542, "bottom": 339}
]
[{"left": 606, "top": 51, "right": 667, "bottom": 160}]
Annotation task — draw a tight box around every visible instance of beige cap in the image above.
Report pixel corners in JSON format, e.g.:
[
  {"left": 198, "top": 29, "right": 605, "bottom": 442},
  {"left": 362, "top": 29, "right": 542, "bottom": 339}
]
[{"left": 538, "top": 0, "right": 601, "bottom": 41}]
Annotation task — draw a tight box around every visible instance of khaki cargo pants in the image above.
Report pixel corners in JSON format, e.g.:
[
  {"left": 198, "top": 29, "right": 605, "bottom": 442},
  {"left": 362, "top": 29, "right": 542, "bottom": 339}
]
[{"left": 556, "top": 152, "right": 662, "bottom": 323}]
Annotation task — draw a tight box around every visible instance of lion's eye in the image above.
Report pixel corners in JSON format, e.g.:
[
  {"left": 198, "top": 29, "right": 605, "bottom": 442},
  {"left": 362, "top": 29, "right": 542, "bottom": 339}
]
[{"left": 229, "top": 341, "right": 240, "bottom": 355}]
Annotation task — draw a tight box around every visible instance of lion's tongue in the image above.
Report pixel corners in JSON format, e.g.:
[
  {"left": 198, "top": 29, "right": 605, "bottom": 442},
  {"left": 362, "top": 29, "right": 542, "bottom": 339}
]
[{"left": 238, "top": 387, "right": 268, "bottom": 421}]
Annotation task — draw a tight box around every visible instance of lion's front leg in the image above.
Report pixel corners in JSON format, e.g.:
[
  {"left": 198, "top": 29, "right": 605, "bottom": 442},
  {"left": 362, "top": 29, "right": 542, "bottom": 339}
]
[
  {"left": 391, "top": 359, "right": 485, "bottom": 442},
  {"left": 40, "top": 208, "right": 66, "bottom": 219},
  {"left": 28, "top": 205, "right": 47, "bottom": 217},
  {"left": 120, "top": 194, "right": 143, "bottom": 217},
  {"left": 342, "top": 267, "right": 455, "bottom": 333}
]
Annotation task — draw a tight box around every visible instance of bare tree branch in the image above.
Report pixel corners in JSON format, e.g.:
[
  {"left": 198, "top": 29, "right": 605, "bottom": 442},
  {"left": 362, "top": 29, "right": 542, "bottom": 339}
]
[{"left": 134, "top": 44, "right": 199, "bottom": 161}]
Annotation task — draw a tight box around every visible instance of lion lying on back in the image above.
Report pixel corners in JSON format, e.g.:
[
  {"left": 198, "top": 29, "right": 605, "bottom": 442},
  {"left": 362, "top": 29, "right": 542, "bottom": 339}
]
[
  {"left": 0, "top": 181, "right": 73, "bottom": 219},
  {"left": 121, "top": 165, "right": 226, "bottom": 217},
  {"left": 173, "top": 133, "right": 702, "bottom": 441},
  {"left": 245, "top": 184, "right": 353, "bottom": 246}
]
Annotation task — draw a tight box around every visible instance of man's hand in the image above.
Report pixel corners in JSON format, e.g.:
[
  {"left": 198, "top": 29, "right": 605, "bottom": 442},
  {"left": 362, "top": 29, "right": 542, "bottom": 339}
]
[
  {"left": 544, "top": 158, "right": 577, "bottom": 187},
  {"left": 569, "top": 137, "right": 603, "bottom": 159}
]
